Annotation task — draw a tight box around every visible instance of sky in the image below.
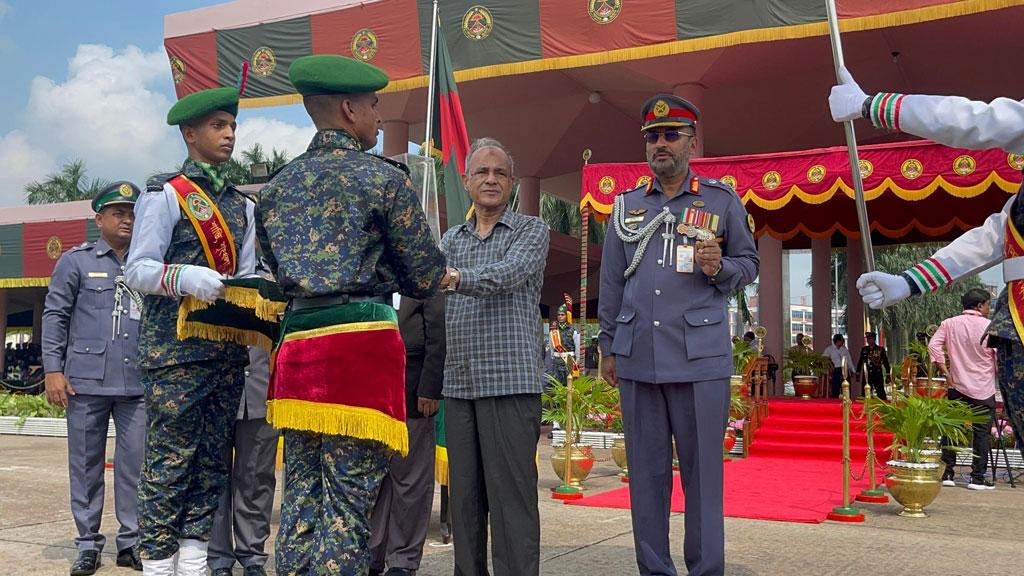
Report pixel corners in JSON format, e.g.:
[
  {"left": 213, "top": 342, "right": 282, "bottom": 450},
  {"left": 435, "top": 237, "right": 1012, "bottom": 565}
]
[{"left": 0, "top": 0, "right": 317, "bottom": 207}]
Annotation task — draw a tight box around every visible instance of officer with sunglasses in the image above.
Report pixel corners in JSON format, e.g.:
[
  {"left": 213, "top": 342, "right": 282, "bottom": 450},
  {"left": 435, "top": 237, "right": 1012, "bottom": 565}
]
[{"left": 599, "top": 94, "right": 758, "bottom": 576}]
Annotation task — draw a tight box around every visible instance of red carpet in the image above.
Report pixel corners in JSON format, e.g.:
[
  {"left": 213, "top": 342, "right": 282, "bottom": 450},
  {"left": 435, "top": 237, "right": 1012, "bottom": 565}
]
[{"left": 568, "top": 398, "right": 889, "bottom": 523}]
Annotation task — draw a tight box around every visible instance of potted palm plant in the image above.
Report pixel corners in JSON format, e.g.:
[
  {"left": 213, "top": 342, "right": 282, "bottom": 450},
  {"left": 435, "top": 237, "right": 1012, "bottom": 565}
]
[
  {"left": 866, "top": 392, "right": 988, "bottom": 517},
  {"left": 906, "top": 339, "right": 947, "bottom": 398},
  {"left": 731, "top": 337, "right": 757, "bottom": 397},
  {"left": 783, "top": 346, "right": 831, "bottom": 399},
  {"left": 542, "top": 374, "right": 615, "bottom": 486}
]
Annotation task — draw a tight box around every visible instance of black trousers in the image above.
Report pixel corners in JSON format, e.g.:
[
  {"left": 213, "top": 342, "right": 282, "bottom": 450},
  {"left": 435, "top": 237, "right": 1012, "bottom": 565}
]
[
  {"left": 445, "top": 394, "right": 541, "bottom": 576},
  {"left": 941, "top": 389, "right": 996, "bottom": 482}
]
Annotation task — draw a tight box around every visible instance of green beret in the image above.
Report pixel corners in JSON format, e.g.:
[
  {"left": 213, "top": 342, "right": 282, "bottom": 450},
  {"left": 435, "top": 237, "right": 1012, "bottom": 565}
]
[
  {"left": 92, "top": 181, "right": 140, "bottom": 212},
  {"left": 289, "top": 54, "right": 389, "bottom": 96},
  {"left": 166, "top": 87, "right": 239, "bottom": 126}
]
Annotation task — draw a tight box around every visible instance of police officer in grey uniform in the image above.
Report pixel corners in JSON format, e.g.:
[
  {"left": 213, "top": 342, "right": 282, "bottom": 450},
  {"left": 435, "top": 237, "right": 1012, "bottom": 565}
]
[
  {"left": 208, "top": 344, "right": 279, "bottom": 576},
  {"left": 599, "top": 95, "right": 758, "bottom": 576},
  {"left": 43, "top": 182, "right": 146, "bottom": 575}
]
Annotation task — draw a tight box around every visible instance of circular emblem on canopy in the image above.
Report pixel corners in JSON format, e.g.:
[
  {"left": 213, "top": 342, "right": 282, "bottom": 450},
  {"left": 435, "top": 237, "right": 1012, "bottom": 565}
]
[
  {"left": 598, "top": 176, "right": 616, "bottom": 195},
  {"left": 46, "top": 236, "right": 62, "bottom": 260},
  {"left": 463, "top": 6, "right": 494, "bottom": 40},
  {"left": 1008, "top": 153, "right": 1024, "bottom": 171},
  {"left": 251, "top": 47, "right": 277, "bottom": 77},
  {"left": 185, "top": 192, "right": 214, "bottom": 222},
  {"left": 588, "top": 0, "right": 622, "bottom": 24},
  {"left": 953, "top": 154, "right": 976, "bottom": 176},
  {"left": 901, "top": 159, "right": 923, "bottom": 180},
  {"left": 747, "top": 214, "right": 756, "bottom": 234},
  {"left": 858, "top": 159, "right": 874, "bottom": 179},
  {"left": 762, "top": 171, "right": 781, "bottom": 190},
  {"left": 806, "top": 164, "right": 826, "bottom": 183},
  {"left": 720, "top": 175, "right": 737, "bottom": 190},
  {"left": 170, "top": 56, "right": 186, "bottom": 85},
  {"left": 118, "top": 183, "right": 133, "bottom": 197},
  {"left": 634, "top": 175, "right": 652, "bottom": 189},
  {"left": 351, "top": 29, "right": 378, "bottom": 61}
]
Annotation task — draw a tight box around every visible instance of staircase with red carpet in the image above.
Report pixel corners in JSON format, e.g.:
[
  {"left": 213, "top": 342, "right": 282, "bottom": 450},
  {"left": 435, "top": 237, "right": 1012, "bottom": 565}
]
[{"left": 749, "top": 398, "right": 893, "bottom": 462}]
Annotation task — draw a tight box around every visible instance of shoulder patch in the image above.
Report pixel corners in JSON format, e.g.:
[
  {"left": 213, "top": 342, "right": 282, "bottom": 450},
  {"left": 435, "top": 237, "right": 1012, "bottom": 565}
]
[
  {"left": 147, "top": 172, "right": 181, "bottom": 192},
  {"left": 70, "top": 241, "right": 94, "bottom": 252},
  {"left": 370, "top": 154, "right": 412, "bottom": 177}
]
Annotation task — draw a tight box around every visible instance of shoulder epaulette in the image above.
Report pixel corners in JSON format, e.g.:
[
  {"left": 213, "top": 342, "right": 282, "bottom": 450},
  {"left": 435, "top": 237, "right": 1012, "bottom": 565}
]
[
  {"left": 70, "top": 241, "right": 94, "bottom": 252},
  {"left": 698, "top": 176, "right": 734, "bottom": 194},
  {"left": 370, "top": 154, "right": 412, "bottom": 177},
  {"left": 146, "top": 172, "right": 181, "bottom": 192}
]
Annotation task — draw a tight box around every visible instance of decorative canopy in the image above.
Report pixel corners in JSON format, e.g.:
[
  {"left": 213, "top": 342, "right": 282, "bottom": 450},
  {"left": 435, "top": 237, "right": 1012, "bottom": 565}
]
[
  {"left": 163, "top": 0, "right": 997, "bottom": 108},
  {"left": 581, "top": 140, "right": 1023, "bottom": 242},
  {"left": 0, "top": 219, "right": 99, "bottom": 288}
]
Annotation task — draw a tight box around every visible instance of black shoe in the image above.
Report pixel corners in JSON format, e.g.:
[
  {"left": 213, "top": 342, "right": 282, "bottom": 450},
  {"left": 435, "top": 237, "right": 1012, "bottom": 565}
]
[
  {"left": 116, "top": 546, "right": 143, "bottom": 571},
  {"left": 70, "top": 550, "right": 101, "bottom": 576},
  {"left": 211, "top": 568, "right": 234, "bottom": 576},
  {"left": 385, "top": 569, "right": 416, "bottom": 576},
  {"left": 243, "top": 566, "right": 268, "bottom": 576}
]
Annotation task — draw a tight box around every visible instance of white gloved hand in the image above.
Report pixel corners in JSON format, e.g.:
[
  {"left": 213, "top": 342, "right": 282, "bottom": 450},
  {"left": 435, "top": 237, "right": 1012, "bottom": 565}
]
[
  {"left": 829, "top": 66, "right": 868, "bottom": 123},
  {"left": 178, "top": 265, "right": 225, "bottom": 302},
  {"left": 855, "top": 271, "right": 910, "bottom": 310}
]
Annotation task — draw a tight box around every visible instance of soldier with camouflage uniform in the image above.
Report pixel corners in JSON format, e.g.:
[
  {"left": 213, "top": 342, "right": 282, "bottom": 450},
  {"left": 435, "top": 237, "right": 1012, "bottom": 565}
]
[
  {"left": 256, "top": 54, "right": 445, "bottom": 575},
  {"left": 125, "top": 86, "right": 255, "bottom": 576}
]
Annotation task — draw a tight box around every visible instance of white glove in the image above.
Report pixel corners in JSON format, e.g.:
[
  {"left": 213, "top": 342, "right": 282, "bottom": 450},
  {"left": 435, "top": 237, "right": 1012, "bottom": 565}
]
[
  {"left": 856, "top": 271, "right": 910, "bottom": 310},
  {"left": 829, "top": 66, "right": 868, "bottom": 123},
  {"left": 178, "top": 265, "right": 225, "bottom": 302}
]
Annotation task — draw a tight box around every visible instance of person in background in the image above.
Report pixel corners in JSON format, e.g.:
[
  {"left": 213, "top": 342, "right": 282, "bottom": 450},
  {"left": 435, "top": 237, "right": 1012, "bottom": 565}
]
[
  {"left": 822, "top": 334, "right": 854, "bottom": 398},
  {"left": 929, "top": 288, "right": 997, "bottom": 490},
  {"left": 857, "top": 332, "right": 891, "bottom": 401}
]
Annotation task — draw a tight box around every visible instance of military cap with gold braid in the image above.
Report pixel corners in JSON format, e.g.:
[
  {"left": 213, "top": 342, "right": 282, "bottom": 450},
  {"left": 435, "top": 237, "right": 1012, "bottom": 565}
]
[
  {"left": 92, "top": 181, "right": 140, "bottom": 212},
  {"left": 166, "top": 86, "right": 240, "bottom": 126},
  {"left": 640, "top": 94, "right": 700, "bottom": 132},
  {"left": 289, "top": 54, "right": 389, "bottom": 95}
]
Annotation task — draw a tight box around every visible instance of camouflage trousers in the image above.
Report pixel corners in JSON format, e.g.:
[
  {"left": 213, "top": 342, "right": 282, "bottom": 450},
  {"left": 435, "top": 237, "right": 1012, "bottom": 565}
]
[
  {"left": 137, "top": 360, "right": 244, "bottom": 560},
  {"left": 996, "top": 341, "right": 1024, "bottom": 457},
  {"left": 276, "top": 430, "right": 390, "bottom": 576}
]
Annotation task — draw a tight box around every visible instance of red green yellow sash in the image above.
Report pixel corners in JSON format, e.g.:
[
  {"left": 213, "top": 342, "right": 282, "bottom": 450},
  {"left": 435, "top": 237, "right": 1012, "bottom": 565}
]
[
  {"left": 1005, "top": 215, "right": 1024, "bottom": 343},
  {"left": 168, "top": 175, "right": 237, "bottom": 275}
]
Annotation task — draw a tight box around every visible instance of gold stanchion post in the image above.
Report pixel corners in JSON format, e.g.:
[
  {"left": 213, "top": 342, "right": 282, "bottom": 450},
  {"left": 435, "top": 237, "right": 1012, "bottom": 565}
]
[
  {"left": 828, "top": 358, "right": 865, "bottom": 522},
  {"left": 552, "top": 355, "right": 583, "bottom": 500},
  {"left": 856, "top": 375, "right": 888, "bottom": 503}
]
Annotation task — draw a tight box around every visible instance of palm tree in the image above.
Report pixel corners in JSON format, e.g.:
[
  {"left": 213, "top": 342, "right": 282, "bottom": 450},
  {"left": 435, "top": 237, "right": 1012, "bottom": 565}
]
[
  {"left": 223, "top": 143, "right": 292, "bottom": 185},
  {"left": 25, "top": 160, "right": 109, "bottom": 204}
]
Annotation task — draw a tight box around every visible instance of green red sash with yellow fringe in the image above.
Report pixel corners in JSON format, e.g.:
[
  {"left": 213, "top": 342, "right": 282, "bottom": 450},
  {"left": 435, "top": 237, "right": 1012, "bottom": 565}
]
[
  {"left": 177, "top": 278, "right": 286, "bottom": 351},
  {"left": 1005, "top": 216, "right": 1024, "bottom": 344},
  {"left": 267, "top": 301, "right": 408, "bottom": 455}
]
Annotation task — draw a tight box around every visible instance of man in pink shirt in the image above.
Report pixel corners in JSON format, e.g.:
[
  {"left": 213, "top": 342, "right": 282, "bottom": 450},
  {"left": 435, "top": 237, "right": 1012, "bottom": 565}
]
[{"left": 929, "top": 288, "right": 997, "bottom": 490}]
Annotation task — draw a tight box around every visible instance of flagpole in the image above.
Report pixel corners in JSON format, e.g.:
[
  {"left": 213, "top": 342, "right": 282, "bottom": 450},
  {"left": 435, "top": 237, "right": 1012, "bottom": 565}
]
[
  {"left": 825, "top": 0, "right": 875, "bottom": 274},
  {"left": 421, "top": 0, "right": 440, "bottom": 200}
]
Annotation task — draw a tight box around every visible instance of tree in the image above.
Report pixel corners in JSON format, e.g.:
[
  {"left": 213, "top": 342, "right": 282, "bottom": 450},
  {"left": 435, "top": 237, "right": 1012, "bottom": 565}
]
[
  {"left": 25, "top": 160, "right": 109, "bottom": 204},
  {"left": 222, "top": 143, "right": 291, "bottom": 185}
]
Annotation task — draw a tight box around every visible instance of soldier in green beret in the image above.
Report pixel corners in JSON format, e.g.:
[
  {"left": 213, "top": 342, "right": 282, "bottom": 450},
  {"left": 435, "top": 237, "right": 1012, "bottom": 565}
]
[
  {"left": 125, "top": 86, "right": 256, "bottom": 576},
  {"left": 257, "top": 54, "right": 445, "bottom": 575}
]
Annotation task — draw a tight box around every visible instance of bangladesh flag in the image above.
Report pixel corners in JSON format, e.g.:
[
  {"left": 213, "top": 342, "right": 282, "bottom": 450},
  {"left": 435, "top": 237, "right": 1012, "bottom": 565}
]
[{"left": 427, "top": 20, "right": 471, "bottom": 230}]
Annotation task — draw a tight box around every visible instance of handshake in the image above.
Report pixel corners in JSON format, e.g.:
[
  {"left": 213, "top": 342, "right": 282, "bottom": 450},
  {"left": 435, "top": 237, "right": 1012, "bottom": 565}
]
[{"left": 439, "top": 267, "right": 461, "bottom": 292}]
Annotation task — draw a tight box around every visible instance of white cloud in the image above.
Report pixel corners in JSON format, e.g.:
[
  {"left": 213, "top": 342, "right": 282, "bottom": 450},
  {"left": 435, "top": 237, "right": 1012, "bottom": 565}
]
[
  {"left": 0, "top": 1, "right": 11, "bottom": 20},
  {"left": 0, "top": 131, "right": 55, "bottom": 207},
  {"left": 234, "top": 116, "right": 316, "bottom": 162}
]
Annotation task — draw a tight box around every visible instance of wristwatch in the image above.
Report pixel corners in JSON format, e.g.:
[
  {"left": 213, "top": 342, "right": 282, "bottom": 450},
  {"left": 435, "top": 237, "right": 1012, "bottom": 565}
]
[{"left": 445, "top": 268, "right": 459, "bottom": 293}]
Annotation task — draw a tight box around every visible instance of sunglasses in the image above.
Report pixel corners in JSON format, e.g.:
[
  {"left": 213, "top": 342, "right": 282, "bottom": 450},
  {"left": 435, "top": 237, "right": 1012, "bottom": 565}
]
[{"left": 643, "top": 129, "right": 695, "bottom": 144}]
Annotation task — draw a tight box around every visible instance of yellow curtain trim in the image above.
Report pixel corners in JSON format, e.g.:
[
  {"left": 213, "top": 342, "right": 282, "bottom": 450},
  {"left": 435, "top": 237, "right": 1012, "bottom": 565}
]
[
  {"left": 236, "top": 0, "right": 1023, "bottom": 109},
  {"left": 282, "top": 320, "right": 398, "bottom": 343},
  {"left": 267, "top": 398, "right": 409, "bottom": 456},
  {"left": 176, "top": 318, "right": 273, "bottom": 351},
  {"left": 0, "top": 277, "right": 50, "bottom": 288},
  {"left": 221, "top": 285, "right": 286, "bottom": 322},
  {"left": 435, "top": 446, "right": 449, "bottom": 486}
]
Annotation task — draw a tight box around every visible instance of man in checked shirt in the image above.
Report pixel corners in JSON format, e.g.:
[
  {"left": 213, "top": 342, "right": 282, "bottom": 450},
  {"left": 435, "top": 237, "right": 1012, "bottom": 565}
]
[{"left": 440, "top": 137, "right": 550, "bottom": 576}]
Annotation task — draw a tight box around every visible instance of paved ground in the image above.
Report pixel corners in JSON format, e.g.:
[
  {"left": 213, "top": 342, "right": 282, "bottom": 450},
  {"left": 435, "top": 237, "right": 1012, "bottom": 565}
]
[{"left": 2, "top": 434, "right": 1023, "bottom": 575}]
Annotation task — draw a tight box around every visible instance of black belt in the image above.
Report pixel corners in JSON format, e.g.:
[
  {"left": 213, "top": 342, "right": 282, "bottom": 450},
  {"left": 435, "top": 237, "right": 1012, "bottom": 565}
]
[{"left": 289, "top": 294, "right": 387, "bottom": 311}]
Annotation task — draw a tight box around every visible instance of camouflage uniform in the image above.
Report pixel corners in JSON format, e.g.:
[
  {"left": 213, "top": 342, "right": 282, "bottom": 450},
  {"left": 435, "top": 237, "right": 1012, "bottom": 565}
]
[
  {"left": 126, "top": 159, "right": 252, "bottom": 560},
  {"left": 258, "top": 128, "right": 444, "bottom": 575}
]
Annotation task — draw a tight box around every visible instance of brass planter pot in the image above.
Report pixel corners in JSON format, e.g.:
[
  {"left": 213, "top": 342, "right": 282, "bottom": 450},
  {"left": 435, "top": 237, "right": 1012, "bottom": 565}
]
[
  {"left": 913, "top": 377, "right": 948, "bottom": 398},
  {"left": 793, "top": 375, "right": 819, "bottom": 399},
  {"left": 885, "top": 460, "right": 942, "bottom": 518},
  {"left": 611, "top": 438, "right": 628, "bottom": 475},
  {"left": 551, "top": 444, "right": 595, "bottom": 488},
  {"left": 730, "top": 374, "right": 746, "bottom": 397}
]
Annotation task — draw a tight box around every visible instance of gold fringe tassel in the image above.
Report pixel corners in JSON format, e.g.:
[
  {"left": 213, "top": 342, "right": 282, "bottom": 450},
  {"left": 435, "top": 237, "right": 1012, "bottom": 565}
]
[
  {"left": 435, "top": 446, "right": 449, "bottom": 486},
  {"left": 267, "top": 398, "right": 409, "bottom": 456},
  {"left": 221, "top": 285, "right": 286, "bottom": 321},
  {"left": 176, "top": 318, "right": 274, "bottom": 351},
  {"left": 0, "top": 277, "right": 50, "bottom": 288},
  {"left": 240, "top": 0, "right": 1022, "bottom": 109}
]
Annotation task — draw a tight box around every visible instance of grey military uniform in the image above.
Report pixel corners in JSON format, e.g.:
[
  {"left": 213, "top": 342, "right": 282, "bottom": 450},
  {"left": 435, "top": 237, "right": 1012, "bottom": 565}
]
[
  {"left": 599, "top": 173, "right": 758, "bottom": 576},
  {"left": 42, "top": 237, "right": 146, "bottom": 554},
  {"left": 208, "top": 346, "right": 279, "bottom": 572}
]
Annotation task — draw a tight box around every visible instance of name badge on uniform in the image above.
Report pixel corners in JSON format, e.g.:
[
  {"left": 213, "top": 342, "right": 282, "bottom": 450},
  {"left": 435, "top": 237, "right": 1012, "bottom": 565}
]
[
  {"left": 676, "top": 244, "right": 694, "bottom": 273},
  {"left": 129, "top": 298, "right": 141, "bottom": 321},
  {"left": 88, "top": 272, "right": 109, "bottom": 278},
  {"left": 623, "top": 216, "right": 645, "bottom": 224}
]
